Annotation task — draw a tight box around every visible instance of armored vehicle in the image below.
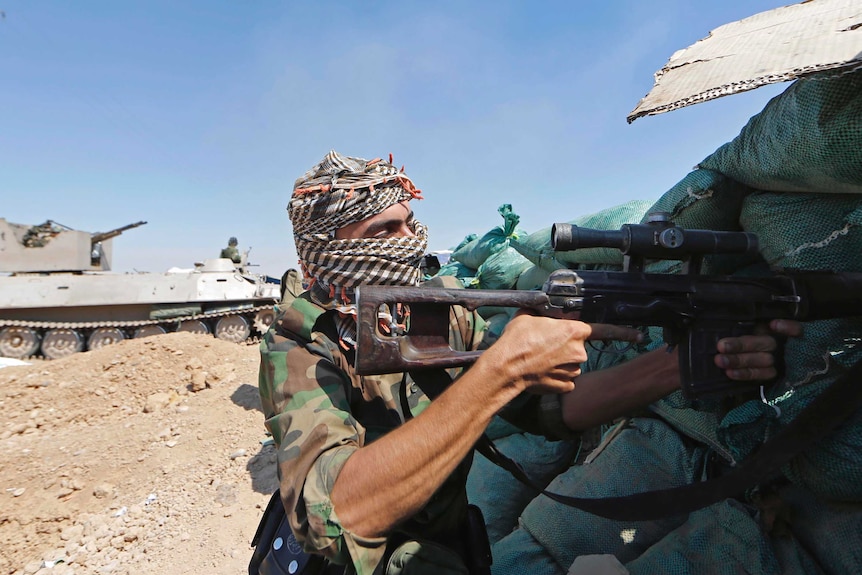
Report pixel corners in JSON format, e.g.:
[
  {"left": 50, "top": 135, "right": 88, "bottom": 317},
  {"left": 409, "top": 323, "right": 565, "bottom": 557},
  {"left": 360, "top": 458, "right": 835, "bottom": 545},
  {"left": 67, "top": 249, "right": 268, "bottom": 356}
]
[{"left": 0, "top": 218, "right": 281, "bottom": 359}]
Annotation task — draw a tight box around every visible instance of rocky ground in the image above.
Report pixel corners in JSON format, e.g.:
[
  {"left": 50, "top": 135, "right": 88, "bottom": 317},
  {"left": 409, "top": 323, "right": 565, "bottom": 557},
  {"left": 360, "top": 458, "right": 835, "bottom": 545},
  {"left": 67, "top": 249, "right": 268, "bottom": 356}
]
[{"left": 0, "top": 332, "right": 277, "bottom": 575}]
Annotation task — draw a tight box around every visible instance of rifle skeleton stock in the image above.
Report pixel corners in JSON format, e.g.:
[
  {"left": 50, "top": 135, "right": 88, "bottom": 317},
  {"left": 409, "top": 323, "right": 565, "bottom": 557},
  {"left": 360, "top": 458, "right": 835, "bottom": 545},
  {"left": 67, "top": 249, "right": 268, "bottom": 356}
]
[{"left": 355, "top": 213, "right": 862, "bottom": 399}]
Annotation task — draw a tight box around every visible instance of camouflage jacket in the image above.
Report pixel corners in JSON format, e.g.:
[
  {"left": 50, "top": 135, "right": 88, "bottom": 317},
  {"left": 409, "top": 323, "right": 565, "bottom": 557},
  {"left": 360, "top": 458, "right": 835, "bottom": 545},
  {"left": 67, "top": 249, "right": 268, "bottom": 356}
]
[
  {"left": 220, "top": 245, "right": 241, "bottom": 263},
  {"left": 258, "top": 280, "right": 574, "bottom": 574}
]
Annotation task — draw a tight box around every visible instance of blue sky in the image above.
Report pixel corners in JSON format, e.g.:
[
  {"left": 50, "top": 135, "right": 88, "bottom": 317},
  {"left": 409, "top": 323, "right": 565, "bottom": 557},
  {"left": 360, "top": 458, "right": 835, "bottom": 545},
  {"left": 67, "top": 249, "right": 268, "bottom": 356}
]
[{"left": 1, "top": 1, "right": 792, "bottom": 277}]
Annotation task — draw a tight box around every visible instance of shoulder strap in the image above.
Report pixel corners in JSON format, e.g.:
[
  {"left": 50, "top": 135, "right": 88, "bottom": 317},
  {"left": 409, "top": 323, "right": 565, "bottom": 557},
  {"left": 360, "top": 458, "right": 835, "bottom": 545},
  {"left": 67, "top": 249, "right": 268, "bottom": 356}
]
[{"left": 417, "top": 360, "right": 862, "bottom": 521}]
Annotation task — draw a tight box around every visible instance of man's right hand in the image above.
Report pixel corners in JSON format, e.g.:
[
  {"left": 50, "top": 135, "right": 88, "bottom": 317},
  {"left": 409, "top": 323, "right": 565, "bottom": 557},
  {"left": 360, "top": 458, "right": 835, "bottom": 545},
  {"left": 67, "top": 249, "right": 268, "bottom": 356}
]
[{"left": 479, "top": 311, "right": 645, "bottom": 395}]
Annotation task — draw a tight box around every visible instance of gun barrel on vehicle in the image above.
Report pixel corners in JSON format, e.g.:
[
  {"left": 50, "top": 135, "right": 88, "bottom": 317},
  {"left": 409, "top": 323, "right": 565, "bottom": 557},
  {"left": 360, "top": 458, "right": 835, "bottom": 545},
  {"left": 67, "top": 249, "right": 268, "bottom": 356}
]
[{"left": 91, "top": 220, "right": 148, "bottom": 245}]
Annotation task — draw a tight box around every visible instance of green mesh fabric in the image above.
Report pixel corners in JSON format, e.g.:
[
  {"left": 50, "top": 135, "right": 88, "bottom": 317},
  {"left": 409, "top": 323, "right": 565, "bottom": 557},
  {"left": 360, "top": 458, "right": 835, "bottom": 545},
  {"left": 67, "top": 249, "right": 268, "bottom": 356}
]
[
  {"left": 623, "top": 501, "right": 821, "bottom": 575},
  {"left": 720, "top": 191, "right": 862, "bottom": 500},
  {"left": 698, "top": 69, "right": 862, "bottom": 195},
  {"left": 779, "top": 485, "right": 862, "bottom": 569},
  {"left": 466, "top": 429, "right": 578, "bottom": 545},
  {"left": 491, "top": 417, "right": 708, "bottom": 575},
  {"left": 652, "top": 191, "right": 862, "bottom": 500},
  {"left": 741, "top": 192, "right": 862, "bottom": 271},
  {"left": 639, "top": 169, "right": 753, "bottom": 231}
]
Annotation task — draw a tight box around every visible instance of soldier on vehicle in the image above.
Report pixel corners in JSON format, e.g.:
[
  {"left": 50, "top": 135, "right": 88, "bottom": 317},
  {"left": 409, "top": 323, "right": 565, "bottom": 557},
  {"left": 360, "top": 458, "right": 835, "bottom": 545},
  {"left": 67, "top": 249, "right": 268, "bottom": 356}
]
[{"left": 220, "top": 236, "right": 242, "bottom": 264}]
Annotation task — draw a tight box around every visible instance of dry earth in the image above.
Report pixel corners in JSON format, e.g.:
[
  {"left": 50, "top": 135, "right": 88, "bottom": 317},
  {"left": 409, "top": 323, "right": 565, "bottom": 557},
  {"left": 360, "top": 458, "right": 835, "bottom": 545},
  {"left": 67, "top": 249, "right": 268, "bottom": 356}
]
[{"left": 0, "top": 332, "right": 277, "bottom": 575}]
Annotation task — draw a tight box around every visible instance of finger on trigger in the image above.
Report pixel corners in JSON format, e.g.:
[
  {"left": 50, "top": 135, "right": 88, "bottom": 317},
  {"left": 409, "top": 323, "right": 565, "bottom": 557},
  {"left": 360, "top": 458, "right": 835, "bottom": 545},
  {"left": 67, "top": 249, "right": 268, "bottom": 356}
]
[
  {"left": 586, "top": 323, "right": 643, "bottom": 343},
  {"left": 771, "top": 319, "right": 803, "bottom": 337}
]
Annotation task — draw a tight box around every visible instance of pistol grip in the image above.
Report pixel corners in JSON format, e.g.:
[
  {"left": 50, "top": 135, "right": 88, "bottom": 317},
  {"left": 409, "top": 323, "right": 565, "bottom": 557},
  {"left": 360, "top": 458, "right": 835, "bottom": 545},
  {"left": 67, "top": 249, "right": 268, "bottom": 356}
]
[{"left": 679, "top": 322, "right": 756, "bottom": 399}]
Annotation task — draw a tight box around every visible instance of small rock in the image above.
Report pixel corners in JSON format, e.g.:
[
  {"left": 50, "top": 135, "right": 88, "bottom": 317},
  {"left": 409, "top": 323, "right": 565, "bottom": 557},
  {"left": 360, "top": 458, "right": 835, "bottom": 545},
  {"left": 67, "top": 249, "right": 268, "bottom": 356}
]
[
  {"left": 189, "top": 371, "right": 207, "bottom": 392},
  {"left": 143, "top": 392, "right": 171, "bottom": 413},
  {"left": 185, "top": 357, "right": 204, "bottom": 371},
  {"left": 93, "top": 483, "right": 115, "bottom": 499}
]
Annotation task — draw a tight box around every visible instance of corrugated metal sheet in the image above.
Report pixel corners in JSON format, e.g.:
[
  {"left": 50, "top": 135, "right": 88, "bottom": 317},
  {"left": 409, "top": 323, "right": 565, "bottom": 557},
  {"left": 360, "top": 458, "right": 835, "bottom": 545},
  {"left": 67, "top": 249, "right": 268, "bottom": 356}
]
[{"left": 628, "top": 0, "right": 862, "bottom": 123}]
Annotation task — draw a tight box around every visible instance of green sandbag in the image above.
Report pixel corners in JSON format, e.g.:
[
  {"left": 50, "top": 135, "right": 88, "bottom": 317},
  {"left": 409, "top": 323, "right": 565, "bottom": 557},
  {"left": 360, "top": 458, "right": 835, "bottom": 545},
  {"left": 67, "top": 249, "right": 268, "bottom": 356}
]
[
  {"left": 515, "top": 265, "right": 551, "bottom": 291},
  {"left": 641, "top": 169, "right": 752, "bottom": 232},
  {"left": 451, "top": 233, "right": 478, "bottom": 252},
  {"left": 481, "top": 311, "right": 515, "bottom": 346},
  {"left": 467, "top": 430, "right": 578, "bottom": 545},
  {"left": 434, "top": 261, "right": 476, "bottom": 287},
  {"left": 472, "top": 246, "right": 533, "bottom": 290},
  {"left": 699, "top": 69, "right": 862, "bottom": 195},
  {"left": 452, "top": 204, "right": 527, "bottom": 269},
  {"left": 719, "top": 191, "right": 862, "bottom": 501},
  {"left": 509, "top": 199, "right": 654, "bottom": 272},
  {"left": 476, "top": 306, "right": 515, "bottom": 320}
]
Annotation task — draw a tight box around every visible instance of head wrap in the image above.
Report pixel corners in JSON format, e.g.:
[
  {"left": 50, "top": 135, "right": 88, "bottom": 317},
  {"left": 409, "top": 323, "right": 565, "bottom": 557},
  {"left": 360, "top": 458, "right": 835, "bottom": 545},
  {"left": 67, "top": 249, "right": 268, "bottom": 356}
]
[{"left": 288, "top": 150, "right": 427, "bottom": 313}]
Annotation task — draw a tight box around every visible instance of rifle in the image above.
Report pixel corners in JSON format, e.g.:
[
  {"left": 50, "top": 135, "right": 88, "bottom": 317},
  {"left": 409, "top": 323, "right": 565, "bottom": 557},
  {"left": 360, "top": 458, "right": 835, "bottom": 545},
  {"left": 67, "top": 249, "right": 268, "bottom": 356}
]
[{"left": 355, "top": 213, "right": 862, "bottom": 399}]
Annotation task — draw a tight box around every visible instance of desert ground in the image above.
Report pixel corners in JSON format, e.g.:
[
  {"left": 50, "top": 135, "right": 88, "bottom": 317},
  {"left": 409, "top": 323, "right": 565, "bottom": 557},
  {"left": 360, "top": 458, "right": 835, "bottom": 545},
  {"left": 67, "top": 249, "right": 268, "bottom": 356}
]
[{"left": 0, "top": 332, "right": 276, "bottom": 575}]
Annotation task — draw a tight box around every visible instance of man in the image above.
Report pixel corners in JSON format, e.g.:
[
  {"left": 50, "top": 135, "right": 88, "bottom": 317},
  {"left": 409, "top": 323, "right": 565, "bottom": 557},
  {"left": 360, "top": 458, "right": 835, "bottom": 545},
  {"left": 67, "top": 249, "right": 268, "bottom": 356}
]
[
  {"left": 221, "top": 236, "right": 242, "bottom": 263},
  {"left": 258, "top": 151, "right": 789, "bottom": 575}
]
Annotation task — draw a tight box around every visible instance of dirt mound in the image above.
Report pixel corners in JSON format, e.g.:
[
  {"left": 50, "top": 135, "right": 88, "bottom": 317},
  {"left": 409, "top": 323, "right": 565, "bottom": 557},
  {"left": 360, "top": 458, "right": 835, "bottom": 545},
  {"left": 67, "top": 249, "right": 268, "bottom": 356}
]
[{"left": 0, "top": 332, "right": 278, "bottom": 575}]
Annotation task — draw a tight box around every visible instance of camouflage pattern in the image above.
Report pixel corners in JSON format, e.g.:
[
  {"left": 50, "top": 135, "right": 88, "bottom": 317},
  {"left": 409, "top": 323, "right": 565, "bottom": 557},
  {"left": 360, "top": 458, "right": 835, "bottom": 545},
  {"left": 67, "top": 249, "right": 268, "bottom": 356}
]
[
  {"left": 259, "top": 278, "right": 487, "bottom": 575},
  {"left": 220, "top": 245, "right": 241, "bottom": 263},
  {"left": 22, "top": 221, "right": 63, "bottom": 248},
  {"left": 258, "top": 277, "right": 579, "bottom": 573}
]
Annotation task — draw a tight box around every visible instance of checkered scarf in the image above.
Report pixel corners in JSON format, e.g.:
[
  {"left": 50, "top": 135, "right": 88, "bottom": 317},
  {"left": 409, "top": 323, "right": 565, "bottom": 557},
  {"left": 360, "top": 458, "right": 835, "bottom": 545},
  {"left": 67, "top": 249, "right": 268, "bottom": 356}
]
[{"left": 288, "top": 151, "right": 427, "bottom": 313}]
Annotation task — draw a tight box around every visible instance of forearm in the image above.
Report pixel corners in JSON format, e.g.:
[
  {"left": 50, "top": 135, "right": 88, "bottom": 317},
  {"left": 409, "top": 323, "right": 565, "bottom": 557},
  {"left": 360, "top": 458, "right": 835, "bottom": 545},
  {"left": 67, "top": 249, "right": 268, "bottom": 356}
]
[
  {"left": 330, "top": 358, "right": 522, "bottom": 538},
  {"left": 561, "top": 346, "right": 680, "bottom": 431}
]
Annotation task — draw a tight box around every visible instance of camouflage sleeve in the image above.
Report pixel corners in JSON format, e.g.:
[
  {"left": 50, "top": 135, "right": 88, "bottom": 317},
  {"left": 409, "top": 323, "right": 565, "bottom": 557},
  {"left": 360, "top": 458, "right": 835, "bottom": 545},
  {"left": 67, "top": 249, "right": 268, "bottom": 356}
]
[{"left": 258, "top": 322, "right": 380, "bottom": 568}]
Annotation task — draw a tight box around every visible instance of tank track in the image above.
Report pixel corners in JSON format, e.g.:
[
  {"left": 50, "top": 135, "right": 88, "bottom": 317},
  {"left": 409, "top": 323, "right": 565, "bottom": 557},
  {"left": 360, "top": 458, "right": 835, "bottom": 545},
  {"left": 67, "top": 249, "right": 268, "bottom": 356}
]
[{"left": 0, "top": 304, "right": 276, "bottom": 360}]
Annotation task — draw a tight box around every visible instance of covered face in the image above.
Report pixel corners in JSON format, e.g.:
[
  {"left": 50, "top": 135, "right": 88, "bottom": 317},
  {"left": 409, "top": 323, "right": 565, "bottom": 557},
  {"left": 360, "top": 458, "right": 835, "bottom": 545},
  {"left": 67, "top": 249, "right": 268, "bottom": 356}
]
[{"left": 288, "top": 150, "right": 428, "bottom": 311}]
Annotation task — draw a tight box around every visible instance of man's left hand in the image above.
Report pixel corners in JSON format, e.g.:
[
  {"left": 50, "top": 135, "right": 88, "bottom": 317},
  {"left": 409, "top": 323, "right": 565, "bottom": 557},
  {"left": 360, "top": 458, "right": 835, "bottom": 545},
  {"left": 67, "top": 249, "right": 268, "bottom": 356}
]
[{"left": 715, "top": 319, "right": 804, "bottom": 381}]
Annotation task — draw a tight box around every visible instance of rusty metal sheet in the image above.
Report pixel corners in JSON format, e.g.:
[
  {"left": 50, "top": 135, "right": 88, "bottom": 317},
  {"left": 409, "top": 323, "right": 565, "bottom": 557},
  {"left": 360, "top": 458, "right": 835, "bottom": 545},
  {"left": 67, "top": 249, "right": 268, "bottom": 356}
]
[{"left": 628, "top": 0, "right": 862, "bottom": 123}]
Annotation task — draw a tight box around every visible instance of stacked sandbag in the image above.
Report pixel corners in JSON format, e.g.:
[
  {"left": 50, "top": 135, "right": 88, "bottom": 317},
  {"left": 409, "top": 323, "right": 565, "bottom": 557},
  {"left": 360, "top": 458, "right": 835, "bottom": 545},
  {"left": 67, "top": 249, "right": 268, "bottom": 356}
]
[
  {"left": 466, "top": 415, "right": 579, "bottom": 544},
  {"left": 433, "top": 260, "right": 476, "bottom": 287},
  {"left": 698, "top": 69, "right": 862, "bottom": 195},
  {"left": 452, "top": 204, "right": 527, "bottom": 269},
  {"left": 441, "top": 206, "right": 577, "bottom": 540},
  {"left": 451, "top": 204, "right": 534, "bottom": 291},
  {"left": 515, "top": 265, "right": 552, "bottom": 291},
  {"left": 505, "top": 70, "right": 862, "bottom": 574},
  {"left": 429, "top": 234, "right": 480, "bottom": 286},
  {"left": 652, "top": 70, "right": 862, "bottom": 506},
  {"left": 472, "top": 247, "right": 534, "bottom": 290}
]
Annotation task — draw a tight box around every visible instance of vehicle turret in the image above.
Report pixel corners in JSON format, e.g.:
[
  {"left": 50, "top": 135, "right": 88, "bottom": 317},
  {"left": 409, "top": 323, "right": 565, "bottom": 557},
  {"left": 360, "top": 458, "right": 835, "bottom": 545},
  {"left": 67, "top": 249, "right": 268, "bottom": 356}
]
[{"left": 0, "top": 218, "right": 147, "bottom": 273}]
